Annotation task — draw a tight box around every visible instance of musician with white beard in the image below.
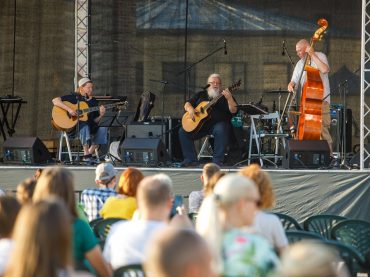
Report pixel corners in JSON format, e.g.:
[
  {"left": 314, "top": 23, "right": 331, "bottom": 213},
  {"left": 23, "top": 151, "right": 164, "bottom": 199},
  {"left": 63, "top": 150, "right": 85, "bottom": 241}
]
[{"left": 179, "top": 73, "right": 237, "bottom": 167}]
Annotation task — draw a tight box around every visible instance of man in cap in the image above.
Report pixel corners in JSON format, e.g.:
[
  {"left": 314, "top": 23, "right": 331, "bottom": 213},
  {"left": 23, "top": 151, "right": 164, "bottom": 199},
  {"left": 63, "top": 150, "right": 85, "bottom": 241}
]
[
  {"left": 52, "top": 77, "right": 107, "bottom": 162},
  {"left": 80, "top": 162, "right": 118, "bottom": 221}
]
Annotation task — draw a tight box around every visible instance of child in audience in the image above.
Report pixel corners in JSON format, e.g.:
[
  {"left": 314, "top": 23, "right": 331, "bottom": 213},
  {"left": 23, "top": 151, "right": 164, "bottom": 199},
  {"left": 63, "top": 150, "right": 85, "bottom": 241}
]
[
  {"left": 239, "top": 164, "right": 288, "bottom": 254},
  {"left": 145, "top": 228, "right": 214, "bottom": 277},
  {"left": 100, "top": 167, "right": 143, "bottom": 219},
  {"left": 0, "top": 195, "right": 21, "bottom": 275},
  {"left": 276, "top": 241, "right": 349, "bottom": 277},
  {"left": 196, "top": 174, "right": 279, "bottom": 276},
  {"left": 33, "top": 166, "right": 111, "bottom": 277},
  {"left": 16, "top": 178, "right": 36, "bottom": 205},
  {"left": 4, "top": 199, "right": 93, "bottom": 277}
]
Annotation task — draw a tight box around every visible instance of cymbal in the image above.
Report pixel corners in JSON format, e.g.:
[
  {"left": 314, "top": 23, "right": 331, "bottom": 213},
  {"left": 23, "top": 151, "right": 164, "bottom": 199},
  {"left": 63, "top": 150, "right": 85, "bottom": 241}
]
[{"left": 263, "top": 89, "right": 289, "bottom": 94}]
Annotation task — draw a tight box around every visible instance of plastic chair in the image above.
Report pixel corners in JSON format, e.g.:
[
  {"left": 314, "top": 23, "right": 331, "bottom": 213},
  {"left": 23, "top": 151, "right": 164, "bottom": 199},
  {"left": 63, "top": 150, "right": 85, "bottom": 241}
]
[
  {"left": 93, "top": 217, "right": 124, "bottom": 241},
  {"left": 303, "top": 214, "right": 348, "bottom": 239},
  {"left": 324, "top": 240, "right": 369, "bottom": 277},
  {"left": 331, "top": 219, "right": 370, "bottom": 274},
  {"left": 272, "top": 212, "right": 302, "bottom": 230},
  {"left": 285, "top": 230, "right": 325, "bottom": 244},
  {"left": 89, "top": 217, "right": 103, "bottom": 230},
  {"left": 113, "top": 264, "right": 145, "bottom": 277},
  {"left": 188, "top": 212, "right": 198, "bottom": 225}
]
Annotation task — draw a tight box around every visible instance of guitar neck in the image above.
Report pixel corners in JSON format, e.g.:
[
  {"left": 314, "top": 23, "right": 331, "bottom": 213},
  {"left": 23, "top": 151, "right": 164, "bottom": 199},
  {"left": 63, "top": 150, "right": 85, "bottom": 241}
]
[
  {"left": 203, "top": 81, "right": 240, "bottom": 110},
  {"left": 80, "top": 102, "right": 124, "bottom": 114}
]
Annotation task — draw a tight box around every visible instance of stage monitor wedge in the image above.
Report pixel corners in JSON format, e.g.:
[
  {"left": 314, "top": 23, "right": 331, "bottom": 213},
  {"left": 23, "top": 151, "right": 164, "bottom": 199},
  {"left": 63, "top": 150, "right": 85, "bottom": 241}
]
[
  {"left": 3, "top": 136, "right": 52, "bottom": 164},
  {"left": 282, "top": 139, "right": 330, "bottom": 169}
]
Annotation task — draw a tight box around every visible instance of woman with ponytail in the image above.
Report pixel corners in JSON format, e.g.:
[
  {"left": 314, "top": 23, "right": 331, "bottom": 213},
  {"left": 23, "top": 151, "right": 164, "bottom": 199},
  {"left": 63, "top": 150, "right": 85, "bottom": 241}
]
[{"left": 196, "top": 173, "right": 278, "bottom": 276}]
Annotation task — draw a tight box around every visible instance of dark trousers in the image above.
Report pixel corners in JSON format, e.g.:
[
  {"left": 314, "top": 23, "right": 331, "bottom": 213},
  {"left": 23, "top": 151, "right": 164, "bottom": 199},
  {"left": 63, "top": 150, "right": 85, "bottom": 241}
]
[{"left": 178, "top": 121, "right": 230, "bottom": 165}]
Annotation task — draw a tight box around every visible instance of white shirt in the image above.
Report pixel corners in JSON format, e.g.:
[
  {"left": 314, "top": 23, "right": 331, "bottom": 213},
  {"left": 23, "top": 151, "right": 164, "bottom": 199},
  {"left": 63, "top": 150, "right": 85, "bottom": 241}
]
[
  {"left": 291, "top": 52, "right": 331, "bottom": 103},
  {"left": 0, "top": 239, "right": 13, "bottom": 275},
  {"left": 103, "top": 220, "right": 166, "bottom": 270},
  {"left": 253, "top": 211, "right": 288, "bottom": 250}
]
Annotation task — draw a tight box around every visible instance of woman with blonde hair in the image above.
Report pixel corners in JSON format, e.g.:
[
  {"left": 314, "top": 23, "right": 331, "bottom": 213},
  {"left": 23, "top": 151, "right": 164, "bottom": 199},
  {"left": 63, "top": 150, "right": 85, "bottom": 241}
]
[
  {"left": 4, "top": 198, "right": 92, "bottom": 277},
  {"left": 196, "top": 173, "right": 278, "bottom": 276},
  {"left": 239, "top": 164, "right": 288, "bottom": 254},
  {"left": 100, "top": 167, "right": 144, "bottom": 219},
  {"left": 33, "top": 166, "right": 111, "bottom": 277}
]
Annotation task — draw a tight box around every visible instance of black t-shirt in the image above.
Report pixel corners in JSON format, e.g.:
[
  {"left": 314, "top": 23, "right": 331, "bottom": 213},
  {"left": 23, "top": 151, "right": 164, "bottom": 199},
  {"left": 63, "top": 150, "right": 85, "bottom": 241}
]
[
  {"left": 60, "top": 93, "right": 99, "bottom": 133},
  {"left": 187, "top": 90, "right": 236, "bottom": 125}
]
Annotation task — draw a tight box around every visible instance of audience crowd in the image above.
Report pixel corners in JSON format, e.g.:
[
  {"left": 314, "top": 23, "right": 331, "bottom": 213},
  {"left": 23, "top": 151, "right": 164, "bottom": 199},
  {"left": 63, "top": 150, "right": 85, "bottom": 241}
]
[{"left": 0, "top": 162, "right": 354, "bottom": 277}]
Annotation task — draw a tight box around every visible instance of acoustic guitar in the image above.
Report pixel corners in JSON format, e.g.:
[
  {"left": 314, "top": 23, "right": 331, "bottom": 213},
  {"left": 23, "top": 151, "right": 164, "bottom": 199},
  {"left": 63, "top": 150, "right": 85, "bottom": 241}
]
[
  {"left": 51, "top": 100, "right": 127, "bottom": 131},
  {"left": 182, "top": 80, "right": 241, "bottom": 133}
]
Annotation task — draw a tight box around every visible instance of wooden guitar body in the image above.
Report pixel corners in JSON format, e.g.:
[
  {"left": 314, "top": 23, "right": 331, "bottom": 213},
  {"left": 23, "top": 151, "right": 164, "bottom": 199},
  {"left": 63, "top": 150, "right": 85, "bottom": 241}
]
[
  {"left": 52, "top": 101, "right": 89, "bottom": 131},
  {"left": 181, "top": 101, "right": 210, "bottom": 133}
]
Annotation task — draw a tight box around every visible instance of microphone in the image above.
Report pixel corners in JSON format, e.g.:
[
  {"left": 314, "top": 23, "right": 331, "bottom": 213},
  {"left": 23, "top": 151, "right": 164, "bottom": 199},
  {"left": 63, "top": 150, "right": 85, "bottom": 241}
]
[
  {"left": 202, "top": 84, "right": 211, "bottom": 90},
  {"left": 224, "top": 40, "right": 227, "bottom": 55},
  {"left": 282, "top": 40, "right": 286, "bottom": 56}
]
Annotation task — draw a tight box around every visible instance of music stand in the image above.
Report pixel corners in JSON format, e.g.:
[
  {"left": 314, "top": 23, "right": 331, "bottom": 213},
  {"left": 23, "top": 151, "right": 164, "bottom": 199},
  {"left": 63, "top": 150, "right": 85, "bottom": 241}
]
[
  {"left": 98, "top": 111, "right": 135, "bottom": 164},
  {"left": 236, "top": 104, "right": 268, "bottom": 115}
]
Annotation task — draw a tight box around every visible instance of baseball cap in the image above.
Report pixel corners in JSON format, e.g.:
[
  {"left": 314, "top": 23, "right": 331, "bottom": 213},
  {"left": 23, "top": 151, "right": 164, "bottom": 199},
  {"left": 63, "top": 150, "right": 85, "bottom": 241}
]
[
  {"left": 78, "top": 77, "right": 92, "bottom": 87},
  {"left": 95, "top": 163, "right": 117, "bottom": 181}
]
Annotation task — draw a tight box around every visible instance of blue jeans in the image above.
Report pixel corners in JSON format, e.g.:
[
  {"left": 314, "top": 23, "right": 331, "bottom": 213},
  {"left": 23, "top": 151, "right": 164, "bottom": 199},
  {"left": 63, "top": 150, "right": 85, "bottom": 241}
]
[
  {"left": 179, "top": 121, "right": 230, "bottom": 165},
  {"left": 76, "top": 124, "right": 108, "bottom": 146}
]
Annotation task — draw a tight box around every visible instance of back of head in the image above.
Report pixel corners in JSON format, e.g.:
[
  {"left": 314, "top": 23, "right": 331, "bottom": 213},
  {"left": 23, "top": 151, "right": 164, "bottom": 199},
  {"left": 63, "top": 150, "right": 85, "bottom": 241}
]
[
  {"left": 202, "top": 163, "right": 221, "bottom": 185},
  {"left": 137, "top": 173, "right": 172, "bottom": 210},
  {"left": 145, "top": 228, "right": 212, "bottom": 277},
  {"left": 16, "top": 177, "right": 37, "bottom": 205},
  {"left": 5, "top": 198, "right": 72, "bottom": 277},
  {"left": 33, "top": 166, "right": 77, "bottom": 217},
  {"left": 117, "top": 167, "right": 144, "bottom": 196},
  {"left": 239, "top": 164, "right": 275, "bottom": 209},
  {"left": 196, "top": 174, "right": 259, "bottom": 274},
  {"left": 204, "top": 171, "right": 225, "bottom": 196},
  {"left": 95, "top": 162, "right": 117, "bottom": 186},
  {"left": 0, "top": 195, "right": 21, "bottom": 238},
  {"left": 276, "top": 241, "right": 344, "bottom": 277}
]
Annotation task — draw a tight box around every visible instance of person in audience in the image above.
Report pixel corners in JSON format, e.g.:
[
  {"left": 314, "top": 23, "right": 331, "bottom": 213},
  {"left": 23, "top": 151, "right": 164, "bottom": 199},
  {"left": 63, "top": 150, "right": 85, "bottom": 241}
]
[
  {"left": 33, "top": 168, "right": 43, "bottom": 180},
  {"left": 239, "top": 164, "right": 288, "bottom": 255},
  {"left": 188, "top": 163, "right": 220, "bottom": 213},
  {"left": 103, "top": 173, "right": 190, "bottom": 270},
  {"left": 204, "top": 171, "right": 226, "bottom": 196},
  {"left": 4, "top": 198, "right": 93, "bottom": 277},
  {"left": 145, "top": 228, "right": 214, "bottom": 277},
  {"left": 0, "top": 188, "right": 5, "bottom": 196},
  {"left": 196, "top": 173, "right": 279, "bottom": 276},
  {"left": 16, "top": 178, "right": 37, "bottom": 205},
  {"left": 81, "top": 162, "right": 118, "bottom": 221},
  {"left": 100, "top": 167, "right": 144, "bottom": 219},
  {"left": 33, "top": 166, "right": 111, "bottom": 277},
  {"left": 0, "top": 195, "right": 21, "bottom": 275},
  {"left": 276, "top": 241, "right": 349, "bottom": 277}
]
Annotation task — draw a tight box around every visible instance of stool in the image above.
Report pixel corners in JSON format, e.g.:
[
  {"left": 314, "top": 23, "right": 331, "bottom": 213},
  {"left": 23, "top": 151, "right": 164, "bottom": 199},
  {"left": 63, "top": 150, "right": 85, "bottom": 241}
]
[{"left": 197, "top": 135, "right": 214, "bottom": 160}]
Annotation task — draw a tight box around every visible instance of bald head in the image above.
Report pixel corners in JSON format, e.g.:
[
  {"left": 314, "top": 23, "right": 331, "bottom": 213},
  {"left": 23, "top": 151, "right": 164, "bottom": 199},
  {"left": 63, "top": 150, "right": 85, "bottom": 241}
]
[
  {"left": 296, "top": 39, "right": 310, "bottom": 59},
  {"left": 137, "top": 173, "right": 173, "bottom": 210}
]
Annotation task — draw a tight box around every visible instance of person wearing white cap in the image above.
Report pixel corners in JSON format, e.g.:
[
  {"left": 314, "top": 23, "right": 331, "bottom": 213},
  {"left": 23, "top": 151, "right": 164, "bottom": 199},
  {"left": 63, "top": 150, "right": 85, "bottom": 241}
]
[
  {"left": 80, "top": 162, "right": 118, "bottom": 221},
  {"left": 52, "top": 77, "right": 108, "bottom": 162}
]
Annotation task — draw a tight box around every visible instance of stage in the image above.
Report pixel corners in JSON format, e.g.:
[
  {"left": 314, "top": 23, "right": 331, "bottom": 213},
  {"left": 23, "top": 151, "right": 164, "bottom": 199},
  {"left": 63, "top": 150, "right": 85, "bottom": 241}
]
[{"left": 0, "top": 165, "right": 369, "bottom": 223}]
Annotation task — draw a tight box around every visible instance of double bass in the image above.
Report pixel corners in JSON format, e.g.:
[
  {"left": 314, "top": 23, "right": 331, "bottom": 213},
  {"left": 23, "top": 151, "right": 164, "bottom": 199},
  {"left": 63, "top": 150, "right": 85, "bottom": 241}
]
[
  {"left": 278, "top": 19, "right": 328, "bottom": 140},
  {"left": 296, "top": 18, "right": 329, "bottom": 140}
]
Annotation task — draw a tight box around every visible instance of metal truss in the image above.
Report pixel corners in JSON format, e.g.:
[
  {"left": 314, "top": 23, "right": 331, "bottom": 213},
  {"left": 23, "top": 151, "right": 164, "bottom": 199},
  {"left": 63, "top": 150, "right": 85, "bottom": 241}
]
[{"left": 75, "top": 0, "right": 90, "bottom": 89}]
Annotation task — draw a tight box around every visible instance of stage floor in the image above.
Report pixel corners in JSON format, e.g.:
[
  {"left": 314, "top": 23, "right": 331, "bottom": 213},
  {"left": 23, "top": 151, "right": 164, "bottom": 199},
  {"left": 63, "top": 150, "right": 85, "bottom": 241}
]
[{"left": 0, "top": 165, "right": 369, "bottom": 223}]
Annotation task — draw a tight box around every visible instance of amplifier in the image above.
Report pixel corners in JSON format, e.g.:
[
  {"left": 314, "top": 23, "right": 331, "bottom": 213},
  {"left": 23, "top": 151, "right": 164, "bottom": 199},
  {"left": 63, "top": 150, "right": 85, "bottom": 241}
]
[
  {"left": 3, "top": 137, "right": 52, "bottom": 164},
  {"left": 120, "top": 138, "right": 169, "bottom": 166},
  {"left": 282, "top": 140, "right": 330, "bottom": 169}
]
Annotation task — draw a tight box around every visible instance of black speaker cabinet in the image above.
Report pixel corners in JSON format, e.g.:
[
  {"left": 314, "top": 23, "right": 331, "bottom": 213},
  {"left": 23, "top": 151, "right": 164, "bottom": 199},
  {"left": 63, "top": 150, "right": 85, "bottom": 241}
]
[
  {"left": 282, "top": 140, "right": 330, "bottom": 169},
  {"left": 121, "top": 138, "right": 169, "bottom": 166},
  {"left": 3, "top": 137, "right": 52, "bottom": 164}
]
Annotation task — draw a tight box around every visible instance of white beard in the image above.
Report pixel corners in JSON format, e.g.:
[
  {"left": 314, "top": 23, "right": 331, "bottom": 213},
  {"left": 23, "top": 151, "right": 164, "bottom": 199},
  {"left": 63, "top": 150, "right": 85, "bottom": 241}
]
[{"left": 207, "top": 88, "right": 220, "bottom": 99}]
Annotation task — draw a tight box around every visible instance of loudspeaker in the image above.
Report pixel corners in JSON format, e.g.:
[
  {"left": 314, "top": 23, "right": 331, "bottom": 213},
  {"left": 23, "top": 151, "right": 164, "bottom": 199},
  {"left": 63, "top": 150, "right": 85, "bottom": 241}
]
[
  {"left": 282, "top": 140, "right": 330, "bottom": 169},
  {"left": 330, "top": 108, "right": 352, "bottom": 153},
  {"left": 121, "top": 138, "right": 169, "bottom": 166},
  {"left": 3, "top": 137, "right": 52, "bottom": 164}
]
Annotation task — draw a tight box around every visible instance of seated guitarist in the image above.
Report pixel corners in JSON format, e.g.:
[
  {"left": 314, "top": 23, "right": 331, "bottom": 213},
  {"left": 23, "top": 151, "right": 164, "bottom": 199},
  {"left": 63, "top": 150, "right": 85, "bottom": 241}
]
[
  {"left": 179, "top": 73, "right": 237, "bottom": 167},
  {"left": 52, "top": 77, "right": 107, "bottom": 161}
]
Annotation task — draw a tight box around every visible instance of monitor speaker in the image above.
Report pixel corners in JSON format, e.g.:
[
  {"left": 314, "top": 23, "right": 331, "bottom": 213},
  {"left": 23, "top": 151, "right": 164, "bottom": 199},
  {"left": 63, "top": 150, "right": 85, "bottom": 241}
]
[
  {"left": 349, "top": 143, "right": 370, "bottom": 168},
  {"left": 120, "top": 138, "right": 169, "bottom": 166},
  {"left": 282, "top": 140, "right": 330, "bottom": 169},
  {"left": 3, "top": 137, "right": 52, "bottom": 164}
]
